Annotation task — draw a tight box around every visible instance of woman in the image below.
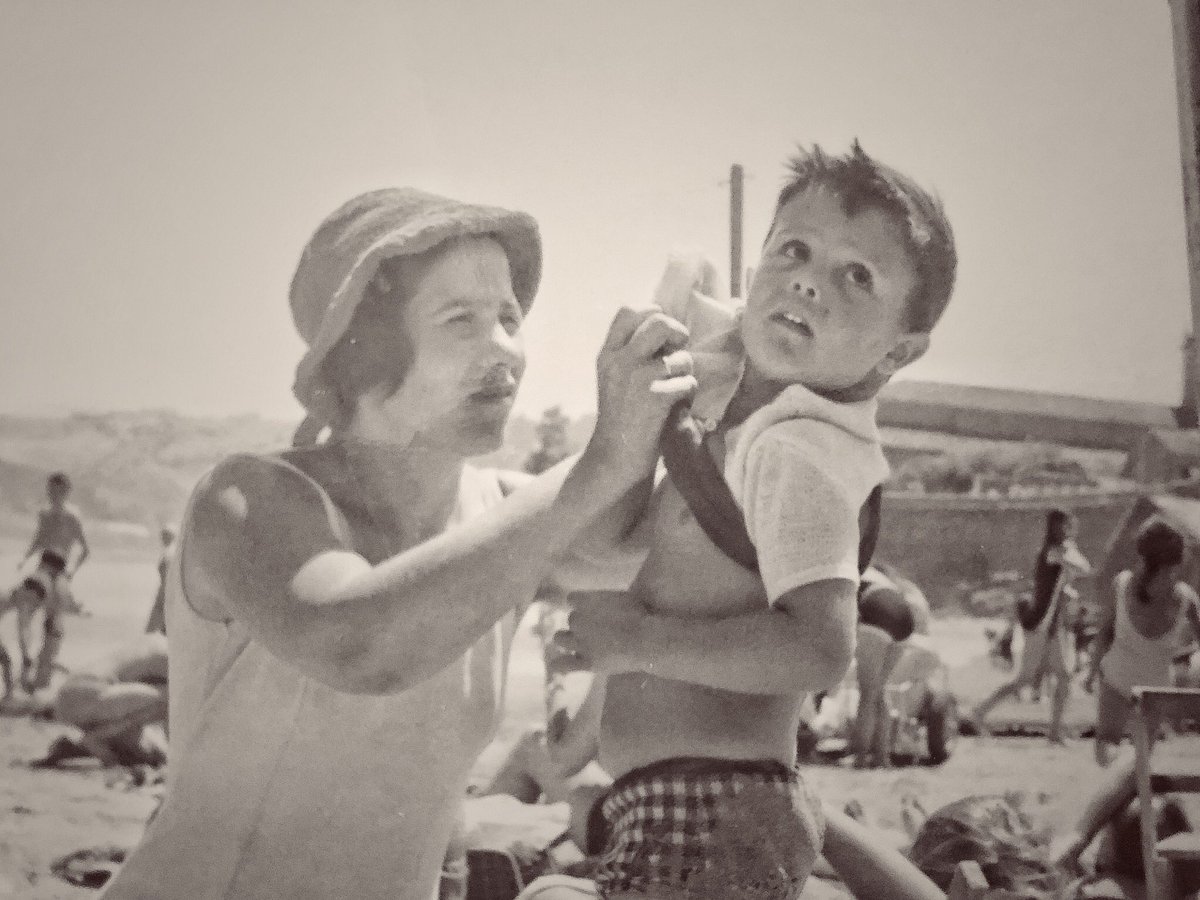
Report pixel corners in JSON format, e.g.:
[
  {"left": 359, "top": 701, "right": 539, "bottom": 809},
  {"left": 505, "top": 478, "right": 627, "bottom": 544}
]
[
  {"left": 850, "top": 566, "right": 917, "bottom": 768},
  {"left": 1090, "top": 518, "right": 1200, "bottom": 767},
  {"left": 972, "top": 508, "right": 1090, "bottom": 744},
  {"left": 100, "top": 188, "right": 695, "bottom": 900}
]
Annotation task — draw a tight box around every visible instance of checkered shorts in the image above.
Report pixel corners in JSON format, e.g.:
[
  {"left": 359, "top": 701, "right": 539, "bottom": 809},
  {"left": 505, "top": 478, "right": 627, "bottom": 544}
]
[{"left": 592, "top": 757, "right": 824, "bottom": 899}]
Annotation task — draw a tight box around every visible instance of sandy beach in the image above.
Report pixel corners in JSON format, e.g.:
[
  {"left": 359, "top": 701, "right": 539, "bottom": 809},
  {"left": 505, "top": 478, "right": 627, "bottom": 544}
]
[{"left": 0, "top": 545, "right": 1189, "bottom": 898}]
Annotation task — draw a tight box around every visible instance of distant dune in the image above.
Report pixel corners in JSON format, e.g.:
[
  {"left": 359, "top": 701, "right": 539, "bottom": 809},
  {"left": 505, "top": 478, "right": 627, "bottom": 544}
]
[{"left": 0, "top": 409, "right": 594, "bottom": 548}]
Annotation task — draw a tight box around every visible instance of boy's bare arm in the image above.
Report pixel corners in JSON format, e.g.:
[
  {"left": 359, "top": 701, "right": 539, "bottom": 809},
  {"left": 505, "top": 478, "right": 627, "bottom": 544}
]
[
  {"left": 568, "top": 578, "right": 857, "bottom": 696},
  {"left": 18, "top": 513, "right": 47, "bottom": 567}
]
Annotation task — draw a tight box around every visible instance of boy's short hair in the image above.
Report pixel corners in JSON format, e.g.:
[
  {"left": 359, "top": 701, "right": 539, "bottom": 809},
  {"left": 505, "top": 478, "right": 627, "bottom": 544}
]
[
  {"left": 769, "top": 141, "right": 957, "bottom": 334},
  {"left": 47, "top": 472, "right": 71, "bottom": 491}
]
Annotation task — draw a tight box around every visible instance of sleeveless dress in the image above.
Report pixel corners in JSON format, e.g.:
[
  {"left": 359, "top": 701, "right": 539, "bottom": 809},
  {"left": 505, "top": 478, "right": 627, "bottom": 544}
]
[
  {"left": 102, "top": 457, "right": 514, "bottom": 900},
  {"left": 1100, "top": 570, "right": 1200, "bottom": 700}
]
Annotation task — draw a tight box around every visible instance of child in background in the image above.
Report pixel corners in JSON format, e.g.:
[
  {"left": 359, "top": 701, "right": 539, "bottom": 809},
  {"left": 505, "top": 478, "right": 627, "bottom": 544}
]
[{"left": 11, "top": 472, "right": 89, "bottom": 691}]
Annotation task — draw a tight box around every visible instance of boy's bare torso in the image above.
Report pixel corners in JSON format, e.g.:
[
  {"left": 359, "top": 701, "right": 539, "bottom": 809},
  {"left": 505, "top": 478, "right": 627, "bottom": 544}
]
[
  {"left": 599, "top": 469, "right": 803, "bottom": 780},
  {"left": 34, "top": 507, "right": 84, "bottom": 560}
]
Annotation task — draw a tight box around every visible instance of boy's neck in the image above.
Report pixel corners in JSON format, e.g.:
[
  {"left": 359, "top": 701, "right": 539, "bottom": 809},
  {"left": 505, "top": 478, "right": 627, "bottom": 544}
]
[
  {"left": 726, "top": 366, "right": 884, "bottom": 428},
  {"left": 819, "top": 370, "right": 888, "bottom": 404},
  {"left": 724, "top": 368, "right": 786, "bottom": 428}
]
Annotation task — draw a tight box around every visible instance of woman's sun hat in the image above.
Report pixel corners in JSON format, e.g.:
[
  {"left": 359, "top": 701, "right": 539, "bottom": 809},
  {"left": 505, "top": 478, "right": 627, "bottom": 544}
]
[{"left": 289, "top": 188, "right": 541, "bottom": 443}]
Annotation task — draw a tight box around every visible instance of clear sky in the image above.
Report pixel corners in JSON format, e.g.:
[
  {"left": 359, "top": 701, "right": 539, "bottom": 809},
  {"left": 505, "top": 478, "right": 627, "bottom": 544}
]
[{"left": 0, "top": 1, "right": 1192, "bottom": 421}]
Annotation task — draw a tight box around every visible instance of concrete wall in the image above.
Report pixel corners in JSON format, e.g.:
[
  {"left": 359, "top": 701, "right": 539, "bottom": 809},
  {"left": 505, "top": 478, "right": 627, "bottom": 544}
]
[
  {"left": 876, "top": 400, "right": 1156, "bottom": 453},
  {"left": 876, "top": 490, "right": 1138, "bottom": 606}
]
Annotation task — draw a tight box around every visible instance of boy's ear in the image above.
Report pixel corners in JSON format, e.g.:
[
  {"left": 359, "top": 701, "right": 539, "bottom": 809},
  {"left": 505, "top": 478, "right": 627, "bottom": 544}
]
[{"left": 876, "top": 333, "right": 929, "bottom": 377}]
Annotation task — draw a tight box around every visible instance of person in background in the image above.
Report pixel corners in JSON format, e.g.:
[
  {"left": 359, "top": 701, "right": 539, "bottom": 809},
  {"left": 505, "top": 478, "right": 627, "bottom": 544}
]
[
  {"left": 10, "top": 472, "right": 90, "bottom": 692},
  {"left": 1088, "top": 518, "right": 1200, "bottom": 767},
  {"left": 144, "top": 526, "right": 175, "bottom": 635},
  {"left": 32, "top": 632, "right": 169, "bottom": 770},
  {"left": 971, "top": 508, "right": 1090, "bottom": 744},
  {"left": 851, "top": 566, "right": 917, "bottom": 768}
]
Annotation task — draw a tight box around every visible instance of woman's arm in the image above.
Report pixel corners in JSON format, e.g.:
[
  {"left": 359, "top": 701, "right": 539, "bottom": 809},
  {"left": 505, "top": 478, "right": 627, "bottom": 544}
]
[{"left": 190, "top": 309, "right": 696, "bottom": 695}]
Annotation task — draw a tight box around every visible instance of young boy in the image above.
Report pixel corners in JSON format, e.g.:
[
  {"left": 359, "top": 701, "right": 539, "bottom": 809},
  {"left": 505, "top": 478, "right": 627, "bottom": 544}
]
[
  {"left": 576, "top": 143, "right": 957, "bottom": 899},
  {"left": 10, "top": 472, "right": 89, "bottom": 692}
]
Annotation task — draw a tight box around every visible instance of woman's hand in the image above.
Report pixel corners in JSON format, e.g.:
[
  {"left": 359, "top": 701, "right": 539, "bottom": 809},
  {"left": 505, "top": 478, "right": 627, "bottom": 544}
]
[
  {"left": 585, "top": 306, "right": 696, "bottom": 486},
  {"left": 555, "top": 590, "right": 648, "bottom": 675}
]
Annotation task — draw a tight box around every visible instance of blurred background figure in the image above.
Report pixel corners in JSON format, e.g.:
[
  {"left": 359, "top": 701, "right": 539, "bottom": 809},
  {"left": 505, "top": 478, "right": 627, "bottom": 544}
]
[
  {"left": 32, "top": 632, "right": 168, "bottom": 770},
  {"left": 9, "top": 472, "right": 90, "bottom": 693},
  {"left": 1088, "top": 518, "right": 1200, "bottom": 767},
  {"left": 850, "top": 565, "right": 917, "bottom": 768},
  {"left": 971, "top": 508, "right": 1091, "bottom": 744},
  {"left": 144, "top": 526, "right": 176, "bottom": 635}
]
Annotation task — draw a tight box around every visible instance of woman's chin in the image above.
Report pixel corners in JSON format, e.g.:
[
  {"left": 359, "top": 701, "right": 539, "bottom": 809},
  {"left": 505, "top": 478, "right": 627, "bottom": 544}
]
[
  {"left": 461, "top": 430, "right": 506, "bottom": 458},
  {"left": 456, "top": 410, "right": 511, "bottom": 457}
]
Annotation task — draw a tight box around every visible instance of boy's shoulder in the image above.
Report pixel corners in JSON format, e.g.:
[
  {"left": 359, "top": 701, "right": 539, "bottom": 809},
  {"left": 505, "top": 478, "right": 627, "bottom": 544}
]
[
  {"left": 42, "top": 503, "right": 85, "bottom": 527},
  {"left": 729, "top": 391, "right": 889, "bottom": 511},
  {"left": 737, "top": 386, "right": 883, "bottom": 459}
]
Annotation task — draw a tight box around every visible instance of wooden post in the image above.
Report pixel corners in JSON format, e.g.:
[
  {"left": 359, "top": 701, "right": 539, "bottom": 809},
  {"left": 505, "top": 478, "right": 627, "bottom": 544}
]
[
  {"left": 730, "top": 163, "right": 744, "bottom": 298},
  {"left": 1168, "top": 0, "right": 1200, "bottom": 426}
]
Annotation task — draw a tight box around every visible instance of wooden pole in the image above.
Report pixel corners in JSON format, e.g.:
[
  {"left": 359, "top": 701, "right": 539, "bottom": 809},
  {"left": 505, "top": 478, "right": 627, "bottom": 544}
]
[
  {"left": 730, "top": 163, "right": 744, "bottom": 298},
  {"left": 1168, "top": 0, "right": 1200, "bottom": 426}
]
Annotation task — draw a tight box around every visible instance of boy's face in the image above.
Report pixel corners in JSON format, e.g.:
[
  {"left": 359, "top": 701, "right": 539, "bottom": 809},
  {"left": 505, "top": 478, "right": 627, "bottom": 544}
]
[
  {"left": 46, "top": 482, "right": 69, "bottom": 507},
  {"left": 741, "top": 186, "right": 927, "bottom": 395}
]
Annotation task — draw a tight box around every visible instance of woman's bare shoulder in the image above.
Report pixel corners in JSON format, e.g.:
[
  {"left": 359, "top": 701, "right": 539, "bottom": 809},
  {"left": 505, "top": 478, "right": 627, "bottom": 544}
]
[
  {"left": 180, "top": 450, "right": 367, "bottom": 640},
  {"left": 193, "top": 452, "right": 332, "bottom": 522},
  {"left": 187, "top": 452, "right": 349, "bottom": 589}
]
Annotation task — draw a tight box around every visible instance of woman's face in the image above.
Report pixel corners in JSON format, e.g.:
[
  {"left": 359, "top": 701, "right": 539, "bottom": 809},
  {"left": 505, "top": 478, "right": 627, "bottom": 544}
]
[{"left": 355, "top": 236, "right": 526, "bottom": 456}]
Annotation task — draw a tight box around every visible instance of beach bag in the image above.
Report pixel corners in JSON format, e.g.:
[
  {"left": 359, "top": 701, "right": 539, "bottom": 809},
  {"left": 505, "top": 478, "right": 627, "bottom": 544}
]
[{"left": 909, "top": 794, "right": 1067, "bottom": 899}]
